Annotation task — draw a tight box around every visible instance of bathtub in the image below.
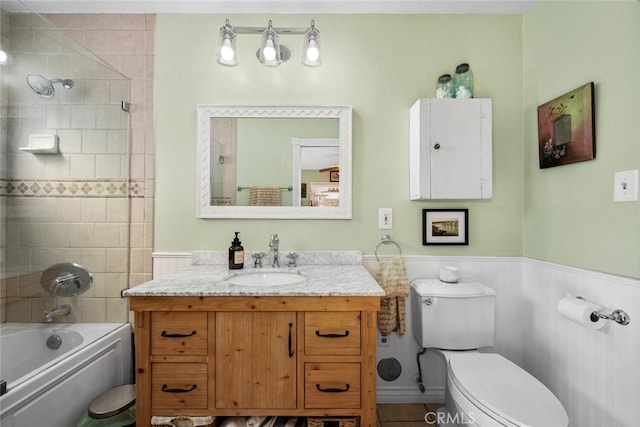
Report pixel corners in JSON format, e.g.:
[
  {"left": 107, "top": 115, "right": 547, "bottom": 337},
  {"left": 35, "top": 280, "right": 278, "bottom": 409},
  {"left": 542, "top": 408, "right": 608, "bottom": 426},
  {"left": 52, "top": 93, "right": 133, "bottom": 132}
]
[{"left": 0, "top": 322, "right": 132, "bottom": 427}]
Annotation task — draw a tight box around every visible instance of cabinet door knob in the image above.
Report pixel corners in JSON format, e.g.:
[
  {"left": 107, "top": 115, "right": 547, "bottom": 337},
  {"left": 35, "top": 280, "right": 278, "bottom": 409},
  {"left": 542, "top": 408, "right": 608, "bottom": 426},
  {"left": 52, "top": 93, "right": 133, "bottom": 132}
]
[{"left": 433, "top": 143, "right": 441, "bottom": 150}]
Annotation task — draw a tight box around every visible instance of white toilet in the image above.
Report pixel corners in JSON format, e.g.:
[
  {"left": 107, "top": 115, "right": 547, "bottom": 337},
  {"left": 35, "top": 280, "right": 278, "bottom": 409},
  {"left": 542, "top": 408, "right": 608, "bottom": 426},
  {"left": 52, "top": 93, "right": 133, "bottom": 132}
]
[{"left": 410, "top": 279, "right": 569, "bottom": 427}]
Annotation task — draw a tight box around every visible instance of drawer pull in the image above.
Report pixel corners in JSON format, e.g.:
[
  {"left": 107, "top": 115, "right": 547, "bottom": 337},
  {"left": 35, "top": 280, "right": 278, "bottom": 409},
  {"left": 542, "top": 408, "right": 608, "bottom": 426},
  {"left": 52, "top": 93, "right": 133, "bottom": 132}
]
[
  {"left": 161, "top": 384, "right": 197, "bottom": 393},
  {"left": 315, "top": 330, "right": 349, "bottom": 338},
  {"left": 316, "top": 384, "right": 350, "bottom": 393},
  {"left": 161, "top": 330, "right": 196, "bottom": 338}
]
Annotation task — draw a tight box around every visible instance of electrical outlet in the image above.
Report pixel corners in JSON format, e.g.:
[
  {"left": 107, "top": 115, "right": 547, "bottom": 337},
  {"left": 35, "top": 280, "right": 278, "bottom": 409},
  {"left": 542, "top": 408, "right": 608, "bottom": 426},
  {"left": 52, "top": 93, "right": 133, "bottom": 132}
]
[
  {"left": 379, "top": 208, "right": 393, "bottom": 229},
  {"left": 378, "top": 335, "right": 391, "bottom": 348},
  {"left": 614, "top": 170, "right": 639, "bottom": 202}
]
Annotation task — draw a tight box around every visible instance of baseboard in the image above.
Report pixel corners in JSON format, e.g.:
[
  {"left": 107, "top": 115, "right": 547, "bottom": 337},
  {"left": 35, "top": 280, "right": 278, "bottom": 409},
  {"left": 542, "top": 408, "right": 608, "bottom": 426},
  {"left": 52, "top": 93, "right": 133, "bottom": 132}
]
[{"left": 376, "top": 386, "right": 445, "bottom": 404}]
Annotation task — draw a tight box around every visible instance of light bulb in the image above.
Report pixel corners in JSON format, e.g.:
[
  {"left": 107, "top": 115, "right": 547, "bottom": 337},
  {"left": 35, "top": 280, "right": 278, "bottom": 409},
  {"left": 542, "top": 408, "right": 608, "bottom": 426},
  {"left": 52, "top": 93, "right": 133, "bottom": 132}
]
[
  {"left": 0, "top": 50, "right": 7, "bottom": 64},
  {"left": 263, "top": 38, "right": 276, "bottom": 61},
  {"left": 306, "top": 39, "right": 319, "bottom": 62},
  {"left": 220, "top": 38, "right": 234, "bottom": 61}
]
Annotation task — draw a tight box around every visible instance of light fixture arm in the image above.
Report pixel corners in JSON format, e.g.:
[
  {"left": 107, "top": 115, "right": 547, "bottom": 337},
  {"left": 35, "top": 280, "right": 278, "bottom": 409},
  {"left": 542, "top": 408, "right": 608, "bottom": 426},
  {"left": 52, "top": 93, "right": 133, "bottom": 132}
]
[{"left": 232, "top": 25, "right": 311, "bottom": 35}]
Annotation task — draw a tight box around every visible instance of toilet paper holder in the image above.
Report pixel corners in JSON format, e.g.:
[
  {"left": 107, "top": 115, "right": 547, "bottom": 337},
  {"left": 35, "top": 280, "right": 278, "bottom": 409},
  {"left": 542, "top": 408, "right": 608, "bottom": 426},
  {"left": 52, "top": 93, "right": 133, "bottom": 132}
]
[
  {"left": 576, "top": 296, "right": 631, "bottom": 325},
  {"left": 590, "top": 309, "right": 631, "bottom": 325}
]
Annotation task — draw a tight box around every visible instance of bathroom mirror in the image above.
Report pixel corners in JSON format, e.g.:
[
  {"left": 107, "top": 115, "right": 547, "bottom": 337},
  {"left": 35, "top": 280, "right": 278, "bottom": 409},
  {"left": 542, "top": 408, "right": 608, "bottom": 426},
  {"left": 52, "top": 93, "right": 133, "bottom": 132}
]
[{"left": 196, "top": 105, "right": 352, "bottom": 219}]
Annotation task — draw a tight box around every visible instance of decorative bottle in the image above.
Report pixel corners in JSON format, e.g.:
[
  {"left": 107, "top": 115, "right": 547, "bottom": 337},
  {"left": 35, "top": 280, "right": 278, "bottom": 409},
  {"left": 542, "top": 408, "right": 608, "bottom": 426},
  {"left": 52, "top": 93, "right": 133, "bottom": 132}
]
[
  {"left": 453, "top": 63, "right": 474, "bottom": 98},
  {"left": 228, "top": 232, "right": 244, "bottom": 270}
]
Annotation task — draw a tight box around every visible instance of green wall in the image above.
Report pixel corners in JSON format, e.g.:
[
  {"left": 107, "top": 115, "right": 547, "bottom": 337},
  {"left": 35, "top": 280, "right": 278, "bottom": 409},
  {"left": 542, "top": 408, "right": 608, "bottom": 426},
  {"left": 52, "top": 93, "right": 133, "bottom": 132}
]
[
  {"left": 155, "top": 14, "right": 524, "bottom": 256},
  {"left": 522, "top": 1, "right": 640, "bottom": 278}
]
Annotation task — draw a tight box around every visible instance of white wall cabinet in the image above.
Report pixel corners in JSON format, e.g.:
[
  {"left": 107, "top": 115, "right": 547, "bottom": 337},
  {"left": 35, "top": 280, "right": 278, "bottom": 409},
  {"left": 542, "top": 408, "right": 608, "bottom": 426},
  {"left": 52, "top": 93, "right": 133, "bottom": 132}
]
[{"left": 410, "top": 98, "right": 492, "bottom": 199}]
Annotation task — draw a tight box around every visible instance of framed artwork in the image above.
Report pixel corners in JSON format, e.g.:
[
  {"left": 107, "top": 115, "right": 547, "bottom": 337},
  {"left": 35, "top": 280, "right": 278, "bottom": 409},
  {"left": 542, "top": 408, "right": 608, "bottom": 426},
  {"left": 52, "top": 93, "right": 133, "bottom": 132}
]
[
  {"left": 422, "top": 209, "right": 468, "bottom": 245},
  {"left": 537, "top": 82, "right": 595, "bottom": 168},
  {"left": 330, "top": 170, "right": 340, "bottom": 182}
]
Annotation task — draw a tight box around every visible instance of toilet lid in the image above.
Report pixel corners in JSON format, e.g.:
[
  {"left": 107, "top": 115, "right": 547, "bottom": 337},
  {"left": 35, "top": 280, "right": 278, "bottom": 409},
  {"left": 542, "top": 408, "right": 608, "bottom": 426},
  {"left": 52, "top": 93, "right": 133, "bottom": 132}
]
[{"left": 448, "top": 353, "right": 568, "bottom": 427}]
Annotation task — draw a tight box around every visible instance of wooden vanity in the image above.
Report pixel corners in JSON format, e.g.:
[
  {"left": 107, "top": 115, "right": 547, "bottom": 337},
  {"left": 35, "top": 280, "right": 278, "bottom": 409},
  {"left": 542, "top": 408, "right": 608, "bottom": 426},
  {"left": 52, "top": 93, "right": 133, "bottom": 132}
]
[{"left": 126, "top": 261, "right": 382, "bottom": 427}]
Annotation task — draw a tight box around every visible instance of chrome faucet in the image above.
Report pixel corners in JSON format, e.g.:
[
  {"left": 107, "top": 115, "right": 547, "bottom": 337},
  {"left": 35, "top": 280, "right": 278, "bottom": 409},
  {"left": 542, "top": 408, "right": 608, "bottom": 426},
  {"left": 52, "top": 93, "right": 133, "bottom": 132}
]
[
  {"left": 269, "top": 234, "right": 280, "bottom": 268},
  {"left": 42, "top": 304, "right": 72, "bottom": 323}
]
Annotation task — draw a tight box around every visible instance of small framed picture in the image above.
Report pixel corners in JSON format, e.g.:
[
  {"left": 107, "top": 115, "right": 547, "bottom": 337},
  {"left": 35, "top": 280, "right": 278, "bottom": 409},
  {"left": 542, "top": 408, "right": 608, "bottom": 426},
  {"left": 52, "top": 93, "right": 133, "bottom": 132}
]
[
  {"left": 329, "top": 170, "right": 340, "bottom": 182},
  {"left": 422, "top": 209, "right": 468, "bottom": 245}
]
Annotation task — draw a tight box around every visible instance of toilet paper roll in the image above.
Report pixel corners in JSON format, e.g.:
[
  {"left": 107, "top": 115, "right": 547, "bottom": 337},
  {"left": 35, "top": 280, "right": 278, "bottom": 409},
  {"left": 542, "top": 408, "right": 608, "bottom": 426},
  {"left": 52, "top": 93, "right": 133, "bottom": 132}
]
[{"left": 557, "top": 296, "right": 605, "bottom": 329}]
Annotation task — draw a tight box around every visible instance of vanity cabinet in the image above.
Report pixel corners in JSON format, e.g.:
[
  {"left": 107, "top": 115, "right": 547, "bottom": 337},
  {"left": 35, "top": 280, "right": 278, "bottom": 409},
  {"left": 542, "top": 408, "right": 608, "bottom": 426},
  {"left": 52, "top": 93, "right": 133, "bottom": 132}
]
[
  {"left": 409, "top": 98, "right": 492, "bottom": 199},
  {"left": 216, "top": 311, "right": 297, "bottom": 409},
  {"left": 130, "top": 296, "right": 379, "bottom": 427}
]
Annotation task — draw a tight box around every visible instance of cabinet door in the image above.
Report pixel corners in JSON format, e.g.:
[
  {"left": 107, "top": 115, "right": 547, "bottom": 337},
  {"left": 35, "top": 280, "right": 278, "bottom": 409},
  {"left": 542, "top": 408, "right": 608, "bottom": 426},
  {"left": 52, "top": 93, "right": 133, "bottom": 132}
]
[
  {"left": 430, "top": 100, "right": 484, "bottom": 199},
  {"left": 410, "top": 98, "right": 492, "bottom": 199},
  {"left": 215, "top": 312, "right": 297, "bottom": 409}
]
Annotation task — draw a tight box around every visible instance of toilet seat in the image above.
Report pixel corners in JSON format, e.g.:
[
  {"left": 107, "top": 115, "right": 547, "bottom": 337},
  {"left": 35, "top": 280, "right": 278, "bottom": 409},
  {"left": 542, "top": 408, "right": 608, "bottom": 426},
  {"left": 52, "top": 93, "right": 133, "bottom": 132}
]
[{"left": 446, "top": 353, "right": 568, "bottom": 427}]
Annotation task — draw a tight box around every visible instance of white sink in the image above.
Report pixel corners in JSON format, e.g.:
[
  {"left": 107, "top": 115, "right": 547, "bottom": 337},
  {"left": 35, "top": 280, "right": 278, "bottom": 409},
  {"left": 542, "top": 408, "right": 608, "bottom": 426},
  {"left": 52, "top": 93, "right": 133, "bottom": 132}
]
[{"left": 225, "top": 271, "right": 306, "bottom": 286}]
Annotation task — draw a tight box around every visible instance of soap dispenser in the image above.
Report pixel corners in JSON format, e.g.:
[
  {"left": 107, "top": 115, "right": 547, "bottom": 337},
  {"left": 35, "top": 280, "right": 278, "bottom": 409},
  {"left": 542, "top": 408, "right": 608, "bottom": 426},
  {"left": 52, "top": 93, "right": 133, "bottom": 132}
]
[{"left": 228, "top": 232, "right": 244, "bottom": 270}]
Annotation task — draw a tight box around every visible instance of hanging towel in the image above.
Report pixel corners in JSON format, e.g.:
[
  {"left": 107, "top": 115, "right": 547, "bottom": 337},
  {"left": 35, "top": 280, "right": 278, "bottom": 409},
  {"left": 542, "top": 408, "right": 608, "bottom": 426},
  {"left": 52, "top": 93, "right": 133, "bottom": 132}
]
[
  {"left": 375, "top": 257, "right": 409, "bottom": 336},
  {"left": 249, "top": 186, "right": 281, "bottom": 206}
]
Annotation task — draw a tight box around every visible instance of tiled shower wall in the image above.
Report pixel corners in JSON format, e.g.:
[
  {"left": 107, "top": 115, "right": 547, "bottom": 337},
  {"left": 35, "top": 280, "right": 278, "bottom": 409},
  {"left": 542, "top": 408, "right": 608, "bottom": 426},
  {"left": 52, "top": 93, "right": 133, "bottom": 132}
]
[
  {"left": 46, "top": 13, "right": 156, "bottom": 296},
  {"left": 0, "top": 13, "right": 155, "bottom": 323}
]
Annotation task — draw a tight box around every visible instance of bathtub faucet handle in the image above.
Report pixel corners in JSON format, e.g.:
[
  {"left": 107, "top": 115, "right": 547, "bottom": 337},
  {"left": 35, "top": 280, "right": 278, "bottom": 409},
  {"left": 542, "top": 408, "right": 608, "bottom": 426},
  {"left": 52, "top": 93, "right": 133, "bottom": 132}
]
[{"left": 50, "top": 273, "right": 81, "bottom": 295}]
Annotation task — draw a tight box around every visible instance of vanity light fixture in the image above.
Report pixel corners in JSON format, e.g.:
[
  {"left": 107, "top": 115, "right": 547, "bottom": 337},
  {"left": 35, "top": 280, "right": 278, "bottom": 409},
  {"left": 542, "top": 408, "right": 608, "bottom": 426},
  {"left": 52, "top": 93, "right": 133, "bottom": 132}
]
[
  {"left": 302, "top": 21, "right": 321, "bottom": 67},
  {"left": 216, "top": 19, "right": 321, "bottom": 67},
  {"left": 259, "top": 21, "right": 283, "bottom": 67},
  {"left": 217, "top": 19, "right": 238, "bottom": 66}
]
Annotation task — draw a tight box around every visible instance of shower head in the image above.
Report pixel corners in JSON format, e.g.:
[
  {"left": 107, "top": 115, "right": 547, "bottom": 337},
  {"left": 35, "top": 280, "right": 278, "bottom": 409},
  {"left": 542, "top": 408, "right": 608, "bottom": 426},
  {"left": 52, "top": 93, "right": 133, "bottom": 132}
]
[{"left": 25, "top": 73, "right": 74, "bottom": 98}]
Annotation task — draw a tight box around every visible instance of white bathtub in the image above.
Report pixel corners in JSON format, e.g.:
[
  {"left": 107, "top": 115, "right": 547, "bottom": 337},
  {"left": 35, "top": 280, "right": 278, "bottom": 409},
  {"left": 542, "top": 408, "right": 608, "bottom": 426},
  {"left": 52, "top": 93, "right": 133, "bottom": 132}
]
[{"left": 0, "top": 322, "right": 132, "bottom": 427}]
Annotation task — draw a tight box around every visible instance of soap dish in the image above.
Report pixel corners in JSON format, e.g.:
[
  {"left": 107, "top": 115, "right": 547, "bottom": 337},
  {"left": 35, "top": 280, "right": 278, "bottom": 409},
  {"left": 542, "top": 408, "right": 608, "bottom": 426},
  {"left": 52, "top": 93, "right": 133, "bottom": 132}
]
[{"left": 19, "top": 134, "right": 59, "bottom": 154}]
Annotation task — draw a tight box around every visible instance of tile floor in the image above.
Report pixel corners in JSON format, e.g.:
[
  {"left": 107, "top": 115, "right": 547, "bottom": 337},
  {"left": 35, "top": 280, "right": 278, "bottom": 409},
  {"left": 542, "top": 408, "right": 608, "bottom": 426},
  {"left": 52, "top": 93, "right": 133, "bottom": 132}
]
[{"left": 376, "top": 403, "right": 444, "bottom": 427}]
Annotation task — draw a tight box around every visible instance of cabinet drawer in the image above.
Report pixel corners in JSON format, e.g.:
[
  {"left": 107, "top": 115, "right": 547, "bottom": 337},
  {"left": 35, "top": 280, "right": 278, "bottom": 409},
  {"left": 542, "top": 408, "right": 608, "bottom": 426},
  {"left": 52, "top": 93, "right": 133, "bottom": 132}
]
[
  {"left": 305, "top": 363, "right": 360, "bottom": 409},
  {"left": 305, "top": 312, "right": 361, "bottom": 355},
  {"left": 151, "top": 312, "right": 208, "bottom": 355},
  {"left": 152, "top": 363, "right": 208, "bottom": 409}
]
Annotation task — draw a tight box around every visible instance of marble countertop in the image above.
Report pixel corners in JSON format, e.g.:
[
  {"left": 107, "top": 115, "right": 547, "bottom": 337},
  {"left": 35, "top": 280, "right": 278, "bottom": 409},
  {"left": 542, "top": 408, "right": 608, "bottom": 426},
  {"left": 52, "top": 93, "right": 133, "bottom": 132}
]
[{"left": 123, "top": 251, "right": 385, "bottom": 297}]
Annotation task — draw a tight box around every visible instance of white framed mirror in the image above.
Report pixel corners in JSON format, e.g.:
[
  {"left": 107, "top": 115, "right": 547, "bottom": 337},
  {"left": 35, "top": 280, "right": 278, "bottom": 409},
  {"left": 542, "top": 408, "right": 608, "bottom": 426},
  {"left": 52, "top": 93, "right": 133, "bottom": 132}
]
[{"left": 196, "top": 105, "right": 352, "bottom": 219}]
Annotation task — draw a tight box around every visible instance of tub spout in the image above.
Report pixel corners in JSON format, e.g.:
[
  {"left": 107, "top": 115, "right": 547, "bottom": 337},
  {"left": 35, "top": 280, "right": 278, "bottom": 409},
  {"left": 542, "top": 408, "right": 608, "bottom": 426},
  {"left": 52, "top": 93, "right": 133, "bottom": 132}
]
[{"left": 42, "top": 304, "right": 72, "bottom": 323}]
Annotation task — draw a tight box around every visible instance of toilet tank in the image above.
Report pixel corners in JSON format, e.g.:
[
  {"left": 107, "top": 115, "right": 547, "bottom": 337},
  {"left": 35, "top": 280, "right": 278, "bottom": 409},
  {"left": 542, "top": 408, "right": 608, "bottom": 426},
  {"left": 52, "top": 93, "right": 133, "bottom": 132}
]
[{"left": 410, "top": 279, "right": 496, "bottom": 350}]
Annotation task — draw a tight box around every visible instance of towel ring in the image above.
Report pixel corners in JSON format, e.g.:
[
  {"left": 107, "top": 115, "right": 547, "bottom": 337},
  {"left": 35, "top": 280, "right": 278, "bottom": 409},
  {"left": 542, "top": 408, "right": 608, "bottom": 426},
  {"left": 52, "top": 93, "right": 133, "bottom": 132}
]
[{"left": 375, "top": 235, "right": 402, "bottom": 262}]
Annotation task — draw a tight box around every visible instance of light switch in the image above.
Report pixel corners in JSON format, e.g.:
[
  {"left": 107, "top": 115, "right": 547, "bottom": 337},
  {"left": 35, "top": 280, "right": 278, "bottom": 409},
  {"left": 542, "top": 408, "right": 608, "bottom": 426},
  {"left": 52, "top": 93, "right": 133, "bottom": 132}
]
[{"left": 614, "top": 170, "right": 638, "bottom": 202}]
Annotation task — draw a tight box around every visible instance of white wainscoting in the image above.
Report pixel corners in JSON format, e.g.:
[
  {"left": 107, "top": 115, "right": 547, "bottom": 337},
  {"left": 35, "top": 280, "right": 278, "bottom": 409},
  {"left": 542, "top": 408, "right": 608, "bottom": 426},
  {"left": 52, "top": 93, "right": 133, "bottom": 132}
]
[
  {"left": 522, "top": 259, "right": 640, "bottom": 427},
  {"left": 152, "top": 252, "right": 192, "bottom": 278},
  {"left": 151, "top": 253, "right": 639, "bottom": 425}
]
